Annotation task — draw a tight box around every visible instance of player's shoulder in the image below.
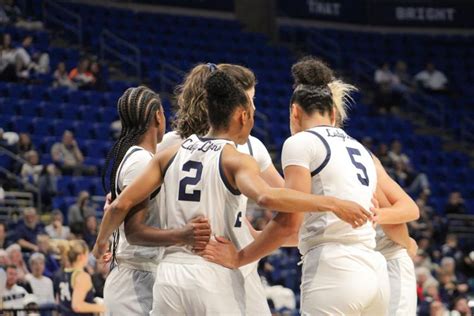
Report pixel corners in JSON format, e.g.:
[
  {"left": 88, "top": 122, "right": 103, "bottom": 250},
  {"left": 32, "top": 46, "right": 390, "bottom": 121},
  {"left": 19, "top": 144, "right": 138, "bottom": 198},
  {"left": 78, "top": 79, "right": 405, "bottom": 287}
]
[
  {"left": 157, "top": 131, "right": 183, "bottom": 152},
  {"left": 283, "top": 130, "right": 316, "bottom": 148}
]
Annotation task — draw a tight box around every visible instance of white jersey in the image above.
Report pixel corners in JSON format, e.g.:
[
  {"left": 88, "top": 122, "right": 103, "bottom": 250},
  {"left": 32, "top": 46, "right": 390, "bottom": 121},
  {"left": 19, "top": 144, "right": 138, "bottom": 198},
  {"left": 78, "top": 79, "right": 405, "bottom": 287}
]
[
  {"left": 375, "top": 226, "right": 407, "bottom": 260},
  {"left": 282, "top": 126, "right": 377, "bottom": 255},
  {"left": 115, "top": 146, "right": 162, "bottom": 271},
  {"left": 158, "top": 131, "right": 272, "bottom": 276},
  {"left": 162, "top": 135, "right": 245, "bottom": 259}
]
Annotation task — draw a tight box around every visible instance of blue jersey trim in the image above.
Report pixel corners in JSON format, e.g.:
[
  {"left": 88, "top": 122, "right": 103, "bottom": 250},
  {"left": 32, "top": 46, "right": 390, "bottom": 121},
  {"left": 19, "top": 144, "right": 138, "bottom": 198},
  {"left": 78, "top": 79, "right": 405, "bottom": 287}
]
[
  {"left": 219, "top": 150, "right": 241, "bottom": 196},
  {"left": 247, "top": 139, "right": 254, "bottom": 157},
  {"left": 305, "top": 130, "right": 331, "bottom": 177},
  {"left": 116, "top": 147, "right": 143, "bottom": 195}
]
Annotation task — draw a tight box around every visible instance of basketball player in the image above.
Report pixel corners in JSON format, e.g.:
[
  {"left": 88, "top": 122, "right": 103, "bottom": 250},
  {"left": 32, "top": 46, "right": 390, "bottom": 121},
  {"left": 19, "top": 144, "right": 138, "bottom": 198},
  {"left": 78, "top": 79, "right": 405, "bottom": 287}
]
[
  {"left": 333, "top": 77, "right": 418, "bottom": 316},
  {"left": 202, "top": 58, "right": 390, "bottom": 315},
  {"left": 96, "top": 86, "right": 211, "bottom": 315},
  {"left": 156, "top": 62, "right": 285, "bottom": 315},
  {"left": 96, "top": 70, "right": 371, "bottom": 315},
  {"left": 55, "top": 240, "right": 105, "bottom": 315}
]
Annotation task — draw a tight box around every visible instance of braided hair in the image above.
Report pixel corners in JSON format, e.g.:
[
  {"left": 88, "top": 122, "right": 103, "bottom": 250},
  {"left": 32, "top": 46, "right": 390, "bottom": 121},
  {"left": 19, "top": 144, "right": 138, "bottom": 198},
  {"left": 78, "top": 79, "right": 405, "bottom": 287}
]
[{"left": 101, "top": 86, "right": 162, "bottom": 263}]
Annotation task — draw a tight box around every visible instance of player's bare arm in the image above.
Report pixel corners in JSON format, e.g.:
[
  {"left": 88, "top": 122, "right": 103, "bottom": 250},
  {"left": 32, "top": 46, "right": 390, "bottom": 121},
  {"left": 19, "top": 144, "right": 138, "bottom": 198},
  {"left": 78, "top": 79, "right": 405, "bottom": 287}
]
[
  {"left": 94, "top": 147, "right": 177, "bottom": 258},
  {"left": 201, "top": 146, "right": 371, "bottom": 268},
  {"left": 371, "top": 156, "right": 420, "bottom": 224},
  {"left": 124, "top": 201, "right": 211, "bottom": 251}
]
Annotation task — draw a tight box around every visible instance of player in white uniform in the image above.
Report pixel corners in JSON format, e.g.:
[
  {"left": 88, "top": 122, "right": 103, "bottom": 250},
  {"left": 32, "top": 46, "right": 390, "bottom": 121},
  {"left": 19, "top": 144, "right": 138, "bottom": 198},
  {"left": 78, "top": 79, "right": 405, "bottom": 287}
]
[
  {"left": 156, "top": 63, "right": 285, "bottom": 315},
  {"left": 332, "top": 79, "right": 419, "bottom": 316},
  {"left": 98, "top": 70, "right": 371, "bottom": 315},
  {"left": 96, "top": 86, "right": 210, "bottom": 315}
]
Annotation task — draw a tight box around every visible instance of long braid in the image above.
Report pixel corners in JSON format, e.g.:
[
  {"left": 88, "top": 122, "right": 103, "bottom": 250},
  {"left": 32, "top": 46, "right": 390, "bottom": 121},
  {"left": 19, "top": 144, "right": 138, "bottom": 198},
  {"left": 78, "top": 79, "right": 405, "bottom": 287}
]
[{"left": 101, "top": 86, "right": 162, "bottom": 267}]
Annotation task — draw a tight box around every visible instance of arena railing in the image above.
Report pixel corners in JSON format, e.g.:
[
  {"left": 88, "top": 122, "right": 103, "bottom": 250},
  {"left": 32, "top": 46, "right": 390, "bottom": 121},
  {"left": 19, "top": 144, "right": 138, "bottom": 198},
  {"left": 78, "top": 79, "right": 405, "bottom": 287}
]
[
  {"left": 42, "top": 0, "right": 83, "bottom": 47},
  {"left": 0, "top": 147, "right": 41, "bottom": 213},
  {"left": 100, "top": 29, "right": 142, "bottom": 80}
]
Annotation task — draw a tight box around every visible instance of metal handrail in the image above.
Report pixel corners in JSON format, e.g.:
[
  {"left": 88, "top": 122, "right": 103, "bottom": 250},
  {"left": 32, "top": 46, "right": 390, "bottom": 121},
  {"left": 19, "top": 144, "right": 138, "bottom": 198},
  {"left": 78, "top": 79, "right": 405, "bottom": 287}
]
[
  {"left": 42, "top": 0, "right": 83, "bottom": 47},
  {"left": 100, "top": 29, "right": 142, "bottom": 79},
  {"left": 306, "top": 34, "right": 342, "bottom": 69}
]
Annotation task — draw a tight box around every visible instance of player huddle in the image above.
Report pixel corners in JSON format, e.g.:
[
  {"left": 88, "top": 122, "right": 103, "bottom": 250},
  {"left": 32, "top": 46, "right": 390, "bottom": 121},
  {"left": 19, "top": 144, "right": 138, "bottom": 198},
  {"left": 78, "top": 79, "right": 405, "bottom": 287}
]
[{"left": 60, "top": 57, "right": 420, "bottom": 316}]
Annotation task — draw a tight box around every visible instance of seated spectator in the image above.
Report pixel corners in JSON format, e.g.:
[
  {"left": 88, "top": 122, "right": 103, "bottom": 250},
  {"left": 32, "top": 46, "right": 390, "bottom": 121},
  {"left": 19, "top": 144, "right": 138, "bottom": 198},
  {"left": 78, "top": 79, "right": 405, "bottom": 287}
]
[
  {"left": 45, "top": 209, "right": 71, "bottom": 240},
  {"left": 37, "top": 234, "right": 60, "bottom": 278},
  {"left": 0, "top": 33, "right": 18, "bottom": 81},
  {"left": 15, "top": 207, "right": 45, "bottom": 252},
  {"left": 451, "top": 296, "right": 472, "bottom": 316},
  {"left": 25, "top": 253, "right": 55, "bottom": 306},
  {"left": 0, "top": 248, "right": 11, "bottom": 266},
  {"left": 90, "top": 61, "right": 105, "bottom": 91},
  {"left": 373, "top": 62, "right": 400, "bottom": 113},
  {"left": 0, "top": 0, "right": 43, "bottom": 30},
  {"left": 20, "top": 150, "right": 43, "bottom": 183},
  {"left": 0, "top": 127, "right": 19, "bottom": 151},
  {"left": 2, "top": 264, "right": 31, "bottom": 312},
  {"left": 51, "top": 130, "right": 96, "bottom": 176},
  {"left": 375, "top": 143, "right": 392, "bottom": 169},
  {"left": 83, "top": 215, "right": 98, "bottom": 249},
  {"left": 68, "top": 191, "right": 97, "bottom": 235},
  {"left": 16, "top": 133, "right": 34, "bottom": 158},
  {"left": 415, "top": 63, "right": 449, "bottom": 93},
  {"left": 445, "top": 191, "right": 466, "bottom": 214},
  {"left": 389, "top": 140, "right": 430, "bottom": 195},
  {"left": 6, "top": 244, "right": 29, "bottom": 281},
  {"left": 69, "top": 58, "right": 95, "bottom": 89},
  {"left": 15, "top": 34, "right": 50, "bottom": 80},
  {"left": 53, "top": 61, "right": 76, "bottom": 89},
  {"left": 441, "top": 234, "right": 464, "bottom": 262}
]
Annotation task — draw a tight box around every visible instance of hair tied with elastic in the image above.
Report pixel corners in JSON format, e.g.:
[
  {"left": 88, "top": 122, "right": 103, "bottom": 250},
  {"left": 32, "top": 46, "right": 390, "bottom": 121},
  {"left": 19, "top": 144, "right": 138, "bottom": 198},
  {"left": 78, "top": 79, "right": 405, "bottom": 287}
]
[{"left": 207, "top": 63, "right": 217, "bottom": 72}]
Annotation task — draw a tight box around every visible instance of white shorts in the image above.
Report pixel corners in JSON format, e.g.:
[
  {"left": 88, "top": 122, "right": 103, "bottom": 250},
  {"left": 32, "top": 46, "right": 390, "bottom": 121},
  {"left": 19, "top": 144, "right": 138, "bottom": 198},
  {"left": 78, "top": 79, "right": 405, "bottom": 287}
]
[
  {"left": 301, "top": 243, "right": 390, "bottom": 316},
  {"left": 386, "top": 254, "right": 416, "bottom": 316},
  {"left": 104, "top": 265, "right": 156, "bottom": 316},
  {"left": 151, "top": 261, "right": 246, "bottom": 315},
  {"left": 244, "top": 269, "right": 271, "bottom": 315}
]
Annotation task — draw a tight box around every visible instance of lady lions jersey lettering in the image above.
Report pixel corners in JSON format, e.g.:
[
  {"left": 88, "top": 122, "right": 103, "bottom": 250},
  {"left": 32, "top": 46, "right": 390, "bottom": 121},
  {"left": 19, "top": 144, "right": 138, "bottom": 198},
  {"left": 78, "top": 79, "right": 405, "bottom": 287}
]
[{"left": 282, "top": 126, "right": 377, "bottom": 255}]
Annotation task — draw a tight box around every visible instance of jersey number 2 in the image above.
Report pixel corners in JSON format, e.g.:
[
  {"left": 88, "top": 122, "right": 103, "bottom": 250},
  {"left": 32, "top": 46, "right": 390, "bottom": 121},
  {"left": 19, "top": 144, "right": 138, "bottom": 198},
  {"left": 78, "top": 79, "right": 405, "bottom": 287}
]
[
  {"left": 178, "top": 160, "right": 203, "bottom": 202},
  {"left": 346, "top": 147, "right": 369, "bottom": 186}
]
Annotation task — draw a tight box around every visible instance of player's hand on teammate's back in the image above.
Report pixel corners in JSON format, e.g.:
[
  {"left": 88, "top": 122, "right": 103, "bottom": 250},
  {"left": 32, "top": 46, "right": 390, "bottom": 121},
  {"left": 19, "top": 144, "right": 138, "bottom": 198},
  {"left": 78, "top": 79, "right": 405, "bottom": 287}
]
[
  {"left": 182, "top": 216, "right": 211, "bottom": 251},
  {"left": 200, "top": 236, "right": 239, "bottom": 269},
  {"left": 92, "top": 241, "right": 110, "bottom": 260},
  {"left": 332, "top": 199, "right": 372, "bottom": 229}
]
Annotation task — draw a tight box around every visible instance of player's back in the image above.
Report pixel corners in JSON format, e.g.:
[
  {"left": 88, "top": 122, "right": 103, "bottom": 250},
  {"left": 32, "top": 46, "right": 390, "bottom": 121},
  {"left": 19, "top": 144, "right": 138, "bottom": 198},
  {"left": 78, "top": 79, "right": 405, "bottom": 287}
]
[
  {"left": 163, "top": 135, "right": 243, "bottom": 259},
  {"left": 55, "top": 269, "right": 94, "bottom": 316},
  {"left": 285, "top": 126, "right": 377, "bottom": 255}
]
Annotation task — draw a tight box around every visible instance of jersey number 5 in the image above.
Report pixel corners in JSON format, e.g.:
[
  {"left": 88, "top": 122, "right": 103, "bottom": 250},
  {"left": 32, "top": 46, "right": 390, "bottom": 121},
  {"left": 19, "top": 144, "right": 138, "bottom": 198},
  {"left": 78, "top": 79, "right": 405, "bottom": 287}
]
[
  {"left": 346, "top": 147, "right": 369, "bottom": 186},
  {"left": 178, "top": 160, "right": 203, "bottom": 202}
]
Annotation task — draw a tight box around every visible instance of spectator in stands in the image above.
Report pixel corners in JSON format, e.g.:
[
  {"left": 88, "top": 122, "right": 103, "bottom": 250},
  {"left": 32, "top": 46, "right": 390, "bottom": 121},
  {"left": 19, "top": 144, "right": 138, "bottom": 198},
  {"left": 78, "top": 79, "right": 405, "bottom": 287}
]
[
  {"left": 20, "top": 150, "right": 43, "bottom": 183},
  {"left": 445, "top": 191, "right": 466, "bottom": 214},
  {"left": 69, "top": 58, "right": 95, "bottom": 90},
  {"left": 53, "top": 61, "right": 76, "bottom": 89},
  {"left": 68, "top": 191, "right": 97, "bottom": 235},
  {"left": 16, "top": 133, "right": 34, "bottom": 158},
  {"left": 441, "top": 234, "right": 464, "bottom": 262},
  {"left": 15, "top": 34, "right": 51, "bottom": 80},
  {"left": 2, "top": 264, "right": 30, "bottom": 311},
  {"left": 409, "top": 199, "right": 434, "bottom": 240},
  {"left": 25, "top": 253, "right": 55, "bottom": 306},
  {"left": 415, "top": 63, "right": 449, "bottom": 94},
  {"left": 45, "top": 209, "right": 70, "bottom": 240},
  {"left": 51, "top": 130, "right": 96, "bottom": 176},
  {"left": 373, "top": 62, "right": 399, "bottom": 113},
  {"left": 83, "top": 215, "right": 98, "bottom": 250},
  {"left": 393, "top": 60, "right": 413, "bottom": 93},
  {"left": 389, "top": 139, "right": 430, "bottom": 195},
  {"left": 90, "top": 61, "right": 105, "bottom": 91},
  {"left": 6, "top": 244, "right": 28, "bottom": 281},
  {"left": 0, "top": 33, "right": 18, "bottom": 81},
  {"left": 15, "top": 207, "right": 45, "bottom": 252},
  {"left": 36, "top": 234, "right": 60, "bottom": 278},
  {"left": 0, "top": 248, "right": 11, "bottom": 265},
  {"left": 0, "top": 0, "right": 43, "bottom": 30},
  {"left": 375, "top": 142, "right": 392, "bottom": 169},
  {"left": 438, "top": 257, "right": 469, "bottom": 299},
  {"left": 92, "top": 259, "right": 109, "bottom": 298},
  {"left": 451, "top": 296, "right": 472, "bottom": 316}
]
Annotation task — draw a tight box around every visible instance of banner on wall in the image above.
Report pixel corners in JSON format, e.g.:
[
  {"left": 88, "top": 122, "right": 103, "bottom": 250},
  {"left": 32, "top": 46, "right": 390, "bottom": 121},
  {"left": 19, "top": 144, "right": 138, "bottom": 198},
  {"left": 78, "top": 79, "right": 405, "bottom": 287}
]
[
  {"left": 129, "top": 0, "right": 234, "bottom": 12},
  {"left": 277, "top": 0, "right": 474, "bottom": 28}
]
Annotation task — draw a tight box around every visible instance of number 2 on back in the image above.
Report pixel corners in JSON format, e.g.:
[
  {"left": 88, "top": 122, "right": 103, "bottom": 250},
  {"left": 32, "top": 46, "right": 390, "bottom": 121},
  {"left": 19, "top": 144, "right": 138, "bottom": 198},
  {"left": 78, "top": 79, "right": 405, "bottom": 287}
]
[
  {"left": 178, "top": 161, "right": 203, "bottom": 201},
  {"left": 346, "top": 147, "right": 369, "bottom": 186}
]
